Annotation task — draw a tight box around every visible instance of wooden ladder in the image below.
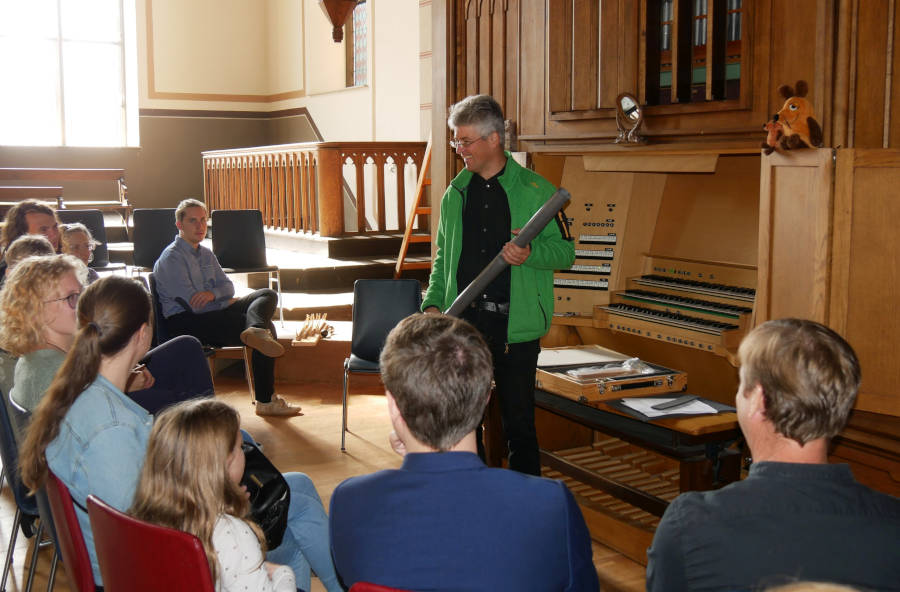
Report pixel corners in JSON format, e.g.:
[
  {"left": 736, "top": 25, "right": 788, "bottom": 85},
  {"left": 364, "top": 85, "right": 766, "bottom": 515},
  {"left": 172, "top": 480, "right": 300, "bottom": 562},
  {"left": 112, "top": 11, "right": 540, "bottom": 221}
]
[{"left": 394, "top": 133, "right": 433, "bottom": 278}]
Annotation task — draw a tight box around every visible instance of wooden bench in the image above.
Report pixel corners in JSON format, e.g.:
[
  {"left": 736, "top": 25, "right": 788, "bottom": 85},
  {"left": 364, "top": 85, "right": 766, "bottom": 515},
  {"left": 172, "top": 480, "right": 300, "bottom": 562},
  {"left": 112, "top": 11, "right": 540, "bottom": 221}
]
[
  {"left": 0, "top": 168, "right": 132, "bottom": 230},
  {"left": 0, "top": 186, "right": 63, "bottom": 210}
]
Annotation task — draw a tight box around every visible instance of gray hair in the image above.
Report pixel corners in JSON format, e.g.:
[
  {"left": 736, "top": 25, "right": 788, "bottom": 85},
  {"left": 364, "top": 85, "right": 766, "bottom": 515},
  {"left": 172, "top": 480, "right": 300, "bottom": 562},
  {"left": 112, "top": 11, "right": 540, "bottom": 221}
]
[{"left": 448, "top": 94, "right": 505, "bottom": 146}]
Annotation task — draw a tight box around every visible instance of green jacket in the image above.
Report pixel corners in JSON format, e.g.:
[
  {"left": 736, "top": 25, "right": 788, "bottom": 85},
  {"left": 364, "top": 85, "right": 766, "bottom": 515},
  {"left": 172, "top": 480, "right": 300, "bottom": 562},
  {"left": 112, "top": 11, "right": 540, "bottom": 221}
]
[{"left": 422, "top": 153, "right": 575, "bottom": 343}]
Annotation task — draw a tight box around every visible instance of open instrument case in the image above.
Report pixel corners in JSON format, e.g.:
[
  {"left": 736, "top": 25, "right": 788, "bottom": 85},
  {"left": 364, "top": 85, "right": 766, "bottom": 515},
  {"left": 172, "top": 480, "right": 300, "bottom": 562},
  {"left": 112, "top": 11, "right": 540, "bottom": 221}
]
[{"left": 535, "top": 345, "right": 687, "bottom": 405}]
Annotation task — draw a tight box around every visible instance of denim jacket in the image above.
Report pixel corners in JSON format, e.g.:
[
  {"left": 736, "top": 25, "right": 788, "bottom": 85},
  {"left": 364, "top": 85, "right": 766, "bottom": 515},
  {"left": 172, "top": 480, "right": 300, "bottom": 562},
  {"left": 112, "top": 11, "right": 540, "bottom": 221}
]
[{"left": 46, "top": 375, "right": 153, "bottom": 585}]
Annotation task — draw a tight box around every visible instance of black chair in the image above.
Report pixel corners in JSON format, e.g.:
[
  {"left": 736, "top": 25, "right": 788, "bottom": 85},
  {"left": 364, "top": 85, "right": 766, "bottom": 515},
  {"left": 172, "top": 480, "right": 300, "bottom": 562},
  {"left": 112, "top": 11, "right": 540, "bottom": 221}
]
[
  {"left": 147, "top": 272, "right": 254, "bottom": 401},
  {"left": 211, "top": 209, "right": 283, "bottom": 327},
  {"left": 132, "top": 208, "right": 177, "bottom": 272},
  {"left": 56, "top": 208, "right": 126, "bottom": 273},
  {"left": 0, "top": 374, "right": 48, "bottom": 592},
  {"left": 342, "top": 279, "right": 421, "bottom": 451},
  {"left": 6, "top": 395, "right": 62, "bottom": 591}
]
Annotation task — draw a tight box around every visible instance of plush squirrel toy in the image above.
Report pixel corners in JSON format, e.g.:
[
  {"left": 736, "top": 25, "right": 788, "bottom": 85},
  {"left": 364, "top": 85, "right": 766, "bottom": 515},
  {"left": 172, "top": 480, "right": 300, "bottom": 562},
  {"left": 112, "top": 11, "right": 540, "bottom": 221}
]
[{"left": 761, "top": 80, "right": 824, "bottom": 154}]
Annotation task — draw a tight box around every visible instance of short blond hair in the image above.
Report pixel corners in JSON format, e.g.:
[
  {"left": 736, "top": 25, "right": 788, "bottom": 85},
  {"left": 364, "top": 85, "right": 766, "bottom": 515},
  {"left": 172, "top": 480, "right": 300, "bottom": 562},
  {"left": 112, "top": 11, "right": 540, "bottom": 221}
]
[
  {"left": 0, "top": 254, "right": 86, "bottom": 355},
  {"left": 738, "top": 319, "right": 860, "bottom": 445},
  {"left": 176, "top": 198, "right": 207, "bottom": 223}
]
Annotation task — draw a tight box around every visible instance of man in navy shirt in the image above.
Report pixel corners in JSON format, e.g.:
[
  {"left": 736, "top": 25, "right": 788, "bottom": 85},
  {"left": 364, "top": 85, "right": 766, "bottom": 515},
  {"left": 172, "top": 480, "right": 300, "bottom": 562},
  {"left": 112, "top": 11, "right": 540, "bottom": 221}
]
[
  {"left": 646, "top": 319, "right": 900, "bottom": 591},
  {"left": 329, "top": 314, "right": 599, "bottom": 591},
  {"left": 154, "top": 199, "right": 300, "bottom": 416}
]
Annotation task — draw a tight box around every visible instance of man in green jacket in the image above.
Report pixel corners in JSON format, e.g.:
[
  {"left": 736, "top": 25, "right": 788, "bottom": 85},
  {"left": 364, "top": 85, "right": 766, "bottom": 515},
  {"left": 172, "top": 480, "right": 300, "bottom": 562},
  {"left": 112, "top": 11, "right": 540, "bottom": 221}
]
[{"left": 422, "top": 94, "right": 575, "bottom": 475}]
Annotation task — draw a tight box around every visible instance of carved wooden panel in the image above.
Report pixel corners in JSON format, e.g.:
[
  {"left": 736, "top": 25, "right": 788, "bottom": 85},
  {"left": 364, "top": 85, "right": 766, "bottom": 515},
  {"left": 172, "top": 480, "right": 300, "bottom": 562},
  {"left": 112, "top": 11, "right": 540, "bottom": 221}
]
[
  {"left": 831, "top": 149, "right": 900, "bottom": 416},
  {"left": 757, "top": 149, "right": 834, "bottom": 324}
]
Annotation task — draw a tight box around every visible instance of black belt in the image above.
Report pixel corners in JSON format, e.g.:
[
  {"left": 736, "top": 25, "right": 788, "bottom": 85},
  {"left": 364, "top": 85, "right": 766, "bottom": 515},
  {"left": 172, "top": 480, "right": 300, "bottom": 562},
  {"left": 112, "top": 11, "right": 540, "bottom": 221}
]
[{"left": 470, "top": 300, "right": 510, "bottom": 315}]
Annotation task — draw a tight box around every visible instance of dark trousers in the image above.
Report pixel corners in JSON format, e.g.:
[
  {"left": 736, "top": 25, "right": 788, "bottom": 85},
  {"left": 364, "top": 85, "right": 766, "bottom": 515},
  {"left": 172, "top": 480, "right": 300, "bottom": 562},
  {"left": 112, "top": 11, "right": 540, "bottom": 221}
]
[
  {"left": 462, "top": 307, "right": 542, "bottom": 476},
  {"left": 163, "top": 289, "right": 279, "bottom": 403},
  {"left": 128, "top": 335, "right": 214, "bottom": 415}
]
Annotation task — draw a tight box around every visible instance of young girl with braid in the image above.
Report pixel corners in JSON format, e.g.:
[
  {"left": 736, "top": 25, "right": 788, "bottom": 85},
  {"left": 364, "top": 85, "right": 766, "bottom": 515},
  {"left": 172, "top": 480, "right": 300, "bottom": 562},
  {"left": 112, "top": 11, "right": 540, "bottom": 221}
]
[{"left": 130, "top": 399, "right": 296, "bottom": 591}]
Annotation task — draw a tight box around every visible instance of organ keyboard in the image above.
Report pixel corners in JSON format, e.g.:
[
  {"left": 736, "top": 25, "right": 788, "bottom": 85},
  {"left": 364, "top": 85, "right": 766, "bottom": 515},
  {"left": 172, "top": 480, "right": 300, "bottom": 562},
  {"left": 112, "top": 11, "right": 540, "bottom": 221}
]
[{"left": 593, "top": 256, "right": 756, "bottom": 364}]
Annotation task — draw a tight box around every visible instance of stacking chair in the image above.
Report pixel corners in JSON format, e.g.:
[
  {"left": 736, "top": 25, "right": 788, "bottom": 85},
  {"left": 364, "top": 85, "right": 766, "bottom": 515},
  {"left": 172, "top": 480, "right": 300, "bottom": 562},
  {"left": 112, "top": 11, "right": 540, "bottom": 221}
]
[
  {"left": 211, "top": 209, "right": 283, "bottom": 326},
  {"left": 131, "top": 208, "right": 177, "bottom": 272},
  {"left": 0, "top": 383, "right": 45, "bottom": 592},
  {"left": 148, "top": 272, "right": 254, "bottom": 400},
  {"left": 87, "top": 495, "right": 215, "bottom": 592},
  {"left": 56, "top": 208, "right": 126, "bottom": 273},
  {"left": 6, "top": 395, "right": 63, "bottom": 592},
  {"left": 45, "top": 473, "right": 103, "bottom": 592},
  {"left": 342, "top": 279, "right": 421, "bottom": 451}
]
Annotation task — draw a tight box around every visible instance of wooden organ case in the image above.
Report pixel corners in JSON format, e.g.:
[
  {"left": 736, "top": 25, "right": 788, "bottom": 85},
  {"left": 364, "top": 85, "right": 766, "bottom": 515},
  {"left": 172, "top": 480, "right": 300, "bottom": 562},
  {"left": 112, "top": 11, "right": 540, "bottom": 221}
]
[{"left": 531, "top": 151, "right": 760, "bottom": 564}]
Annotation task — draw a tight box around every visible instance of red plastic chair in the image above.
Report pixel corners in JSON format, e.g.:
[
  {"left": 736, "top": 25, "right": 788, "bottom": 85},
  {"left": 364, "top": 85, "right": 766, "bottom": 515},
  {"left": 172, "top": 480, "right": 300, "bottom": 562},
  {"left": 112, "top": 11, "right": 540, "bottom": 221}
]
[
  {"left": 350, "top": 583, "right": 412, "bottom": 592},
  {"left": 86, "top": 495, "right": 215, "bottom": 592},
  {"left": 44, "top": 472, "right": 96, "bottom": 592}
]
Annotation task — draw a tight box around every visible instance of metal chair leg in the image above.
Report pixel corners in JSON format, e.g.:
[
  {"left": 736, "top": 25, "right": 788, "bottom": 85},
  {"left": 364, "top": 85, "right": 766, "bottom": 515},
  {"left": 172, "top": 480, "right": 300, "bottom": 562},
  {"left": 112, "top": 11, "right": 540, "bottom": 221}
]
[
  {"left": 270, "top": 270, "right": 284, "bottom": 327},
  {"left": 341, "top": 367, "right": 350, "bottom": 452},
  {"left": 242, "top": 347, "right": 255, "bottom": 404},
  {"left": 46, "top": 550, "right": 58, "bottom": 591},
  {"left": 1, "top": 508, "right": 21, "bottom": 591},
  {"left": 23, "top": 522, "right": 43, "bottom": 592},
  {"left": 0, "top": 466, "right": 5, "bottom": 497}
]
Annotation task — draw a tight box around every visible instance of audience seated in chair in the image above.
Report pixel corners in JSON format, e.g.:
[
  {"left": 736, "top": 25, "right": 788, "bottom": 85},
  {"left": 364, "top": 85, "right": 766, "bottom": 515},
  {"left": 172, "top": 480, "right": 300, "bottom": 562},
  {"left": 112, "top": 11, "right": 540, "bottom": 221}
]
[
  {"left": 130, "top": 399, "right": 296, "bottom": 592},
  {"left": 329, "top": 313, "right": 599, "bottom": 592},
  {"left": 18, "top": 276, "right": 340, "bottom": 591},
  {"left": 0, "top": 255, "right": 213, "bottom": 415},
  {"left": 60, "top": 223, "right": 100, "bottom": 284},
  {"left": 0, "top": 199, "right": 61, "bottom": 282},
  {"left": 153, "top": 198, "right": 300, "bottom": 417},
  {"left": 645, "top": 319, "right": 900, "bottom": 592}
]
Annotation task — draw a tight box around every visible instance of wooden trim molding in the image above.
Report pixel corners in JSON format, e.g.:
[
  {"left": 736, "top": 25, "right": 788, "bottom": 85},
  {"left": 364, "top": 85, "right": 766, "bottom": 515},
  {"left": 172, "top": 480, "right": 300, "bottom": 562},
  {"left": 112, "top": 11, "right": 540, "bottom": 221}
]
[{"left": 139, "top": 107, "right": 324, "bottom": 141}]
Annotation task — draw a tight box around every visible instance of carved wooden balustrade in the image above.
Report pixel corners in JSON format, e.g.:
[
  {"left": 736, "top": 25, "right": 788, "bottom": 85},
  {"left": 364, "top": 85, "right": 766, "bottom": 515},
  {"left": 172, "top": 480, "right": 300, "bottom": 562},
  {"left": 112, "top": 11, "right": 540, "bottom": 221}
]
[{"left": 202, "top": 141, "right": 427, "bottom": 237}]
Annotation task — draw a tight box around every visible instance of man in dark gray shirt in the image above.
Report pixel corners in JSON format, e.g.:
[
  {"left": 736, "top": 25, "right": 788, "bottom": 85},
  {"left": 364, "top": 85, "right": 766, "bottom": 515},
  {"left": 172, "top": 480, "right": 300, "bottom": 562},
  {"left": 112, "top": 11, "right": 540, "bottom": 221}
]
[{"left": 646, "top": 318, "right": 900, "bottom": 592}]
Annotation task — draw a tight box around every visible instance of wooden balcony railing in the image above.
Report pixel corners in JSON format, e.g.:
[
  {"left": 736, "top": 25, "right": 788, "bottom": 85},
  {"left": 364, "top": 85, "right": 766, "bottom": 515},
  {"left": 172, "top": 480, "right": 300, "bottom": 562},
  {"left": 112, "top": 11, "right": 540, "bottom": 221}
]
[{"left": 202, "top": 141, "right": 428, "bottom": 237}]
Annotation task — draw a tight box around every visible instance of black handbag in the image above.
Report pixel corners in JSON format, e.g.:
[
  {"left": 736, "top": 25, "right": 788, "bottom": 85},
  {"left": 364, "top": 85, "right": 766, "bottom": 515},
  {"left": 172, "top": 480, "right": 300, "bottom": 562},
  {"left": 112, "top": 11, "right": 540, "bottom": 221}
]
[{"left": 241, "top": 441, "right": 290, "bottom": 549}]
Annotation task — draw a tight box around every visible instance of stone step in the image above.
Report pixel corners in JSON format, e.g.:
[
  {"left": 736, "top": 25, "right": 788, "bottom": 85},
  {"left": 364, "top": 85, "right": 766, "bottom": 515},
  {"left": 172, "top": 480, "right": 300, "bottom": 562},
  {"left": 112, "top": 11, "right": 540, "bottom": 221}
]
[{"left": 263, "top": 228, "right": 430, "bottom": 259}]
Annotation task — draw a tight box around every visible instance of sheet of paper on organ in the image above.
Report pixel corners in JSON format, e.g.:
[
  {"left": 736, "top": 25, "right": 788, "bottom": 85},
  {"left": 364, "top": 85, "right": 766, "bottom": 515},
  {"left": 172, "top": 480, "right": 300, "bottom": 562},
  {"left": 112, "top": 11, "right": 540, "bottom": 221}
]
[{"left": 537, "top": 345, "right": 630, "bottom": 368}]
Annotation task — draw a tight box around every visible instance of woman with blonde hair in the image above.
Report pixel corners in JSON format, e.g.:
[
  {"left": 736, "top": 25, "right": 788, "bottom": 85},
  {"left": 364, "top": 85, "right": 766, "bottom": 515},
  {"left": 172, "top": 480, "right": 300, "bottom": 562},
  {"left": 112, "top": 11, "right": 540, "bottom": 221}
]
[
  {"left": 0, "top": 254, "right": 213, "bottom": 414},
  {"left": 131, "top": 399, "right": 295, "bottom": 591},
  {"left": 0, "top": 254, "right": 88, "bottom": 411}
]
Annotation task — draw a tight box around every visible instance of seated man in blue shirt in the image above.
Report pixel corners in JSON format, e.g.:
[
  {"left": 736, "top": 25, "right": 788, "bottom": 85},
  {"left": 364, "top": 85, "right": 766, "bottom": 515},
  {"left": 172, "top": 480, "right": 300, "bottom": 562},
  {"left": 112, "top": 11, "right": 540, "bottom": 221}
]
[
  {"left": 646, "top": 318, "right": 900, "bottom": 591},
  {"left": 329, "top": 313, "right": 599, "bottom": 591},
  {"left": 153, "top": 199, "right": 300, "bottom": 416}
]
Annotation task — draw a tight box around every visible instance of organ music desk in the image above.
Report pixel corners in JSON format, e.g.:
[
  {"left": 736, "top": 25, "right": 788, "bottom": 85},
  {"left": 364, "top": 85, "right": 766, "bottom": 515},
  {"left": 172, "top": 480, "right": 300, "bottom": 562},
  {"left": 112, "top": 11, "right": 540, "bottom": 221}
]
[{"left": 533, "top": 388, "right": 741, "bottom": 565}]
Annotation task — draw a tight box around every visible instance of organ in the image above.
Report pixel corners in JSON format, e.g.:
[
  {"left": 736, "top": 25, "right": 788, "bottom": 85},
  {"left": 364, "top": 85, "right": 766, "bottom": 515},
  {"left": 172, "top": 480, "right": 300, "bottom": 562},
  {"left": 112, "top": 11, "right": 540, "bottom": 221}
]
[{"left": 435, "top": 1, "right": 900, "bottom": 583}]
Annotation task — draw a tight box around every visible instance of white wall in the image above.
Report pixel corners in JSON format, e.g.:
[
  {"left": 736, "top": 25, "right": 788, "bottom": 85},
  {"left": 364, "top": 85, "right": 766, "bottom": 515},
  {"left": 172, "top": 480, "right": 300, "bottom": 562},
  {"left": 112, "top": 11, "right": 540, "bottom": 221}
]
[{"left": 138, "top": 0, "right": 422, "bottom": 142}]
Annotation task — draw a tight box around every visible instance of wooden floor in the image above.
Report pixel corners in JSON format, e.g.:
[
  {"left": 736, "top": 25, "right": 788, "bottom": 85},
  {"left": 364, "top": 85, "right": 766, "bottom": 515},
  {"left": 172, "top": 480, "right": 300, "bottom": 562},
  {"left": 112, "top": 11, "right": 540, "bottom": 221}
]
[{"left": 0, "top": 370, "right": 646, "bottom": 592}]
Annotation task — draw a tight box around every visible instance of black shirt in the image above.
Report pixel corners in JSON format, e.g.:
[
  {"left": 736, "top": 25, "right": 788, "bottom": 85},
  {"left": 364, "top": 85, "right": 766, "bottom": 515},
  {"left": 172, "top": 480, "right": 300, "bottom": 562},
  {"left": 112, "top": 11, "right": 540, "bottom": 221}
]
[
  {"left": 646, "top": 462, "right": 900, "bottom": 591},
  {"left": 456, "top": 167, "right": 511, "bottom": 304}
]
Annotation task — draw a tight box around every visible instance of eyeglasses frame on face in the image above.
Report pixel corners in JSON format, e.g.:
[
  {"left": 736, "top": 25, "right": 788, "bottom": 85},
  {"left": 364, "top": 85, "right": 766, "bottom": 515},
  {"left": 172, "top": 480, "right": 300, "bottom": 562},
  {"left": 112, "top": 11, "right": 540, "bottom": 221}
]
[
  {"left": 45, "top": 291, "right": 81, "bottom": 310},
  {"left": 449, "top": 135, "right": 487, "bottom": 150}
]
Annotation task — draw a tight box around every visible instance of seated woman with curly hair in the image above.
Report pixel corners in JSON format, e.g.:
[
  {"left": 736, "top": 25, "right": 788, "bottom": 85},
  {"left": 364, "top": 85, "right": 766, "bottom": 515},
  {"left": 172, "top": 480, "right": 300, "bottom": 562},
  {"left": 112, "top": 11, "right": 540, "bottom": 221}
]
[{"left": 0, "top": 254, "right": 214, "bottom": 415}]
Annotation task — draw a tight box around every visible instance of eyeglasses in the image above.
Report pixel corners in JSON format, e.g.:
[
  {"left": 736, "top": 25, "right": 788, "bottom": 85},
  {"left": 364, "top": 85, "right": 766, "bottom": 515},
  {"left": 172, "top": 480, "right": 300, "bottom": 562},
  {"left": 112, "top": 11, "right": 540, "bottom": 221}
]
[
  {"left": 45, "top": 292, "right": 81, "bottom": 310},
  {"left": 449, "top": 136, "right": 486, "bottom": 150}
]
